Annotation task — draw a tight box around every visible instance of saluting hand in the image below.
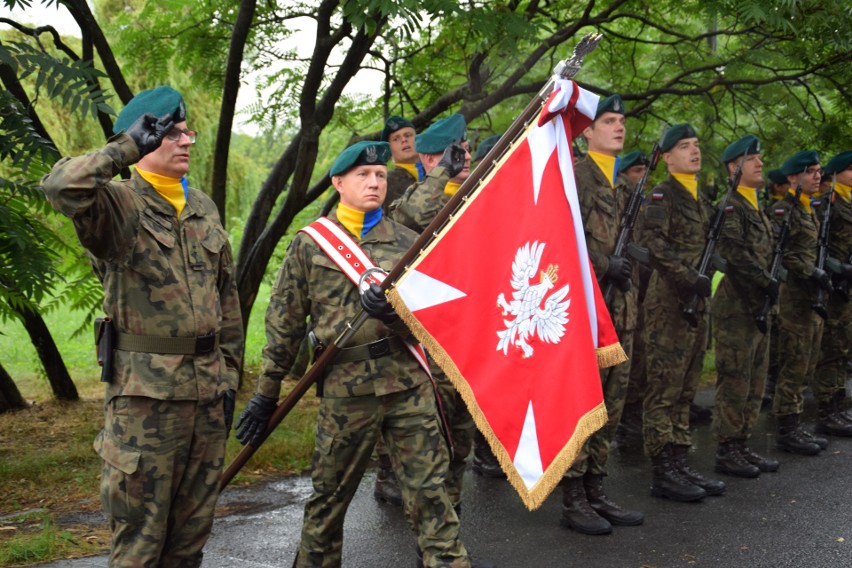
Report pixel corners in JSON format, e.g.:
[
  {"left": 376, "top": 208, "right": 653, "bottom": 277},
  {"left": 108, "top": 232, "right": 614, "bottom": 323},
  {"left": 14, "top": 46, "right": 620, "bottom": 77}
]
[
  {"left": 438, "top": 141, "right": 467, "bottom": 179},
  {"left": 125, "top": 112, "right": 175, "bottom": 158}
]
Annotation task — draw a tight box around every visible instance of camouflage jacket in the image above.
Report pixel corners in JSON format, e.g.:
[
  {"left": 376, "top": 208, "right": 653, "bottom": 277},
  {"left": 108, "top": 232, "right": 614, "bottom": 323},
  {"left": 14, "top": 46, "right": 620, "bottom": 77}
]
[
  {"left": 574, "top": 156, "right": 638, "bottom": 330},
  {"left": 384, "top": 165, "right": 418, "bottom": 213},
  {"left": 714, "top": 190, "right": 775, "bottom": 316},
  {"left": 256, "top": 213, "right": 427, "bottom": 399},
  {"left": 768, "top": 194, "right": 821, "bottom": 315},
  {"left": 387, "top": 165, "right": 452, "bottom": 233},
  {"left": 41, "top": 133, "right": 244, "bottom": 404},
  {"left": 638, "top": 175, "right": 713, "bottom": 310}
]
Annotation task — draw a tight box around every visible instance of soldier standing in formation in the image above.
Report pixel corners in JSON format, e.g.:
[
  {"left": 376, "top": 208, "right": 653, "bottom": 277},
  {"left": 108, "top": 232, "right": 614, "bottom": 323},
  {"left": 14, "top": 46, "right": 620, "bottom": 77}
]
[
  {"left": 711, "top": 135, "right": 780, "bottom": 478},
  {"left": 812, "top": 152, "right": 852, "bottom": 436},
  {"left": 42, "top": 86, "right": 245, "bottom": 567},
  {"left": 383, "top": 115, "right": 422, "bottom": 211},
  {"left": 769, "top": 151, "right": 831, "bottom": 455},
  {"left": 235, "top": 140, "right": 492, "bottom": 568},
  {"left": 638, "top": 123, "right": 726, "bottom": 502},
  {"left": 560, "top": 95, "right": 644, "bottom": 535}
]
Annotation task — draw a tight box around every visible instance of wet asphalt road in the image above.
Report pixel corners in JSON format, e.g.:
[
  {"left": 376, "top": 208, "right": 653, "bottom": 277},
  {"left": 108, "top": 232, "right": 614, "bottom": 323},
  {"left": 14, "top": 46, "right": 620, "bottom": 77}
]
[{"left": 39, "top": 389, "right": 852, "bottom": 568}]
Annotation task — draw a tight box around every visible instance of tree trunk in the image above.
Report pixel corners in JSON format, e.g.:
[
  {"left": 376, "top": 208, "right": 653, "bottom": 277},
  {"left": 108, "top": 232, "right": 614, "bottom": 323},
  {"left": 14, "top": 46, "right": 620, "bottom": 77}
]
[
  {"left": 0, "top": 361, "right": 27, "bottom": 413},
  {"left": 16, "top": 305, "right": 79, "bottom": 401}
]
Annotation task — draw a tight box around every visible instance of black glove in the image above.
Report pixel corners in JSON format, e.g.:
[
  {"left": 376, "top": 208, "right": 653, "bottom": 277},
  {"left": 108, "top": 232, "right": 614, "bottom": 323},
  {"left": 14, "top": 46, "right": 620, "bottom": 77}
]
[
  {"left": 360, "top": 283, "right": 398, "bottom": 324},
  {"left": 605, "top": 255, "right": 633, "bottom": 285},
  {"left": 223, "top": 389, "right": 236, "bottom": 435},
  {"left": 437, "top": 141, "right": 467, "bottom": 178},
  {"left": 810, "top": 267, "right": 833, "bottom": 292},
  {"left": 125, "top": 112, "right": 175, "bottom": 158},
  {"left": 764, "top": 277, "right": 780, "bottom": 304},
  {"left": 234, "top": 393, "right": 277, "bottom": 447},
  {"left": 691, "top": 274, "right": 712, "bottom": 298},
  {"left": 842, "top": 263, "right": 852, "bottom": 282}
]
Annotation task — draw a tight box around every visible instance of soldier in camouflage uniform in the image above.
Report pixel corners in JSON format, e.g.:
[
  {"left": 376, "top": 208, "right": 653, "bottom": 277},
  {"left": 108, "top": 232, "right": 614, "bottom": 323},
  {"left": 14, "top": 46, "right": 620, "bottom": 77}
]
[
  {"left": 638, "top": 123, "right": 726, "bottom": 502},
  {"left": 235, "top": 141, "right": 489, "bottom": 568},
  {"left": 560, "top": 95, "right": 643, "bottom": 535},
  {"left": 383, "top": 115, "right": 422, "bottom": 212},
  {"left": 769, "top": 150, "right": 832, "bottom": 454},
  {"left": 711, "top": 135, "right": 780, "bottom": 478},
  {"left": 41, "top": 86, "right": 244, "bottom": 567},
  {"left": 388, "top": 114, "right": 476, "bottom": 513},
  {"left": 813, "top": 151, "right": 852, "bottom": 436}
]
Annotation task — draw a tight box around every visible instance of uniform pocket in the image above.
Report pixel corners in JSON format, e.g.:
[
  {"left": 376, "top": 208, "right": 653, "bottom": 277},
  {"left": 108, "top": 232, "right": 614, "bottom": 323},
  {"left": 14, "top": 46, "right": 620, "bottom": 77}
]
[{"left": 94, "top": 428, "right": 145, "bottom": 523}]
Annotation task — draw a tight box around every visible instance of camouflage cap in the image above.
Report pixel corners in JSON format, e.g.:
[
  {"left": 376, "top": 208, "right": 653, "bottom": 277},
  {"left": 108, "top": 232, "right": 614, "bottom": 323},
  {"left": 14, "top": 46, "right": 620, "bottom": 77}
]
[
  {"left": 380, "top": 115, "right": 415, "bottom": 142},
  {"left": 595, "top": 94, "right": 625, "bottom": 119},
  {"left": 618, "top": 150, "right": 648, "bottom": 173},
  {"left": 474, "top": 134, "right": 502, "bottom": 162},
  {"left": 415, "top": 113, "right": 467, "bottom": 154},
  {"left": 722, "top": 134, "right": 761, "bottom": 164},
  {"left": 330, "top": 141, "right": 391, "bottom": 176},
  {"left": 113, "top": 86, "right": 186, "bottom": 134},
  {"left": 780, "top": 150, "right": 820, "bottom": 176},
  {"left": 766, "top": 168, "right": 788, "bottom": 185},
  {"left": 660, "top": 123, "right": 698, "bottom": 152},
  {"left": 823, "top": 151, "right": 852, "bottom": 175}
]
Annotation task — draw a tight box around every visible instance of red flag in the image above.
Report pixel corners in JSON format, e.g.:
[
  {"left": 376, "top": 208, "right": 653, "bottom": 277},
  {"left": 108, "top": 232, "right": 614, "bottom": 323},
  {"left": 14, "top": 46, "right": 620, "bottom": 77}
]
[{"left": 388, "top": 79, "right": 627, "bottom": 510}]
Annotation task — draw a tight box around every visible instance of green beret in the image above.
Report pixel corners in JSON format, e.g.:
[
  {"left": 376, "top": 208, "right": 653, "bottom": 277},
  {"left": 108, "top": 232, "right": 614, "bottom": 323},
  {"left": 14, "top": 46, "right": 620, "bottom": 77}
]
[
  {"left": 780, "top": 150, "right": 820, "bottom": 176},
  {"left": 618, "top": 150, "right": 648, "bottom": 173},
  {"left": 595, "top": 94, "right": 624, "bottom": 119},
  {"left": 722, "top": 134, "right": 761, "bottom": 163},
  {"left": 474, "top": 134, "right": 502, "bottom": 162},
  {"left": 823, "top": 151, "right": 852, "bottom": 175},
  {"left": 113, "top": 86, "right": 186, "bottom": 134},
  {"left": 330, "top": 141, "right": 391, "bottom": 176},
  {"left": 380, "top": 115, "right": 414, "bottom": 142},
  {"left": 660, "top": 123, "right": 698, "bottom": 152},
  {"left": 415, "top": 113, "right": 467, "bottom": 154},
  {"left": 767, "top": 168, "right": 788, "bottom": 185}
]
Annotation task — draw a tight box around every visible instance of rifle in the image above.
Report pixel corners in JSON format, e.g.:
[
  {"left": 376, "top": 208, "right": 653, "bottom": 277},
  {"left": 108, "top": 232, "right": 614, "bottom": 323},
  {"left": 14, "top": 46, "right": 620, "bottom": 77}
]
[
  {"left": 682, "top": 150, "right": 749, "bottom": 327},
  {"left": 812, "top": 174, "right": 835, "bottom": 319},
  {"left": 755, "top": 179, "right": 805, "bottom": 333},
  {"left": 602, "top": 138, "right": 663, "bottom": 306},
  {"left": 219, "top": 33, "right": 604, "bottom": 490}
]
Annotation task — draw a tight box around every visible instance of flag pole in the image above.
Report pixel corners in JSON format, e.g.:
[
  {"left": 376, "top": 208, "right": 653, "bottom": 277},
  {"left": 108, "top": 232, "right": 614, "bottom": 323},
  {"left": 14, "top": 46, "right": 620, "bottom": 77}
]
[{"left": 220, "top": 32, "right": 603, "bottom": 489}]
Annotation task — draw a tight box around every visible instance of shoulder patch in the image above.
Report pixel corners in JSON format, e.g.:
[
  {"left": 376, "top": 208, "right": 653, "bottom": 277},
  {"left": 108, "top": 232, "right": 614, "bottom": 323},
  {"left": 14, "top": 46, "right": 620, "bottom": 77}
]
[
  {"left": 724, "top": 205, "right": 735, "bottom": 212},
  {"left": 651, "top": 192, "right": 665, "bottom": 201},
  {"left": 773, "top": 208, "right": 786, "bottom": 215}
]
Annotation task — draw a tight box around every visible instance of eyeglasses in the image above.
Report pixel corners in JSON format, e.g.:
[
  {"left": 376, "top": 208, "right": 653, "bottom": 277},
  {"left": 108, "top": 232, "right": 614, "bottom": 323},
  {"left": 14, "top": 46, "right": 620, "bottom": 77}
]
[
  {"left": 165, "top": 128, "right": 197, "bottom": 144},
  {"left": 804, "top": 166, "right": 822, "bottom": 177}
]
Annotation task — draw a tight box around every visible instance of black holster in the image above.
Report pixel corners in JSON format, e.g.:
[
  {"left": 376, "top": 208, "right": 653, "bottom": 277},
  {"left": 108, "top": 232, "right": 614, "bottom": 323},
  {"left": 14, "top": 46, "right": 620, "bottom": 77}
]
[
  {"left": 94, "top": 317, "right": 116, "bottom": 383},
  {"left": 308, "top": 329, "right": 326, "bottom": 397}
]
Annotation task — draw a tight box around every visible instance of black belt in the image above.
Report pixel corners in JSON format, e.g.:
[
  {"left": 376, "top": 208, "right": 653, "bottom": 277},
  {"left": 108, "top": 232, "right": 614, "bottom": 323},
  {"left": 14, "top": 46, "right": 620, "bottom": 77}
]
[
  {"left": 115, "top": 331, "right": 220, "bottom": 355},
  {"left": 335, "top": 336, "right": 406, "bottom": 364}
]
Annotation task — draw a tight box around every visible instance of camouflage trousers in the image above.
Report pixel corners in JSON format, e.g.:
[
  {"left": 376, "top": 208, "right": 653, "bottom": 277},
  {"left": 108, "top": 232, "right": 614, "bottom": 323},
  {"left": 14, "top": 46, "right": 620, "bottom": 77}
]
[
  {"left": 433, "top": 375, "right": 474, "bottom": 509},
  {"left": 814, "top": 295, "right": 852, "bottom": 403},
  {"left": 296, "top": 381, "right": 470, "bottom": 568},
  {"left": 712, "top": 311, "right": 771, "bottom": 443},
  {"left": 773, "top": 311, "right": 824, "bottom": 416},
  {"left": 642, "top": 306, "right": 708, "bottom": 457},
  {"left": 95, "top": 396, "right": 226, "bottom": 568},
  {"left": 625, "top": 311, "right": 646, "bottom": 407},
  {"left": 566, "top": 328, "right": 634, "bottom": 477}
]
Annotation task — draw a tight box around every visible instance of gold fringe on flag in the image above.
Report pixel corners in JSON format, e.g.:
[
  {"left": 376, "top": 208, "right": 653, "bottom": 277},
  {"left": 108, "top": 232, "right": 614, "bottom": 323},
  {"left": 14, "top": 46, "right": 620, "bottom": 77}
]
[
  {"left": 388, "top": 286, "right": 610, "bottom": 511},
  {"left": 596, "top": 342, "right": 628, "bottom": 369}
]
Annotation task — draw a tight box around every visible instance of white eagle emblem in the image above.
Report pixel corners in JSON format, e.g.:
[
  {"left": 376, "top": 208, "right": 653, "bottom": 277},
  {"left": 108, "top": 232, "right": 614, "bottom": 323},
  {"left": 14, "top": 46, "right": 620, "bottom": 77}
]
[{"left": 496, "top": 241, "right": 571, "bottom": 358}]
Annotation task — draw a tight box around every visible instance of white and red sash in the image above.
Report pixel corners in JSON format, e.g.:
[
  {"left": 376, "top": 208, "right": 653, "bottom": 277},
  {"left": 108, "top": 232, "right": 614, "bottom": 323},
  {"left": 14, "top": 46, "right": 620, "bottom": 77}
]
[{"left": 299, "top": 217, "right": 432, "bottom": 376}]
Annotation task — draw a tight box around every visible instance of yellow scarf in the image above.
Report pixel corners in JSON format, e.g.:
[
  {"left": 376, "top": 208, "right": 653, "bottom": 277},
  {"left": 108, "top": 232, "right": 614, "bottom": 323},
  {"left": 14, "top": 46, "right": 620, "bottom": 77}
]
[
  {"left": 736, "top": 186, "right": 759, "bottom": 210},
  {"left": 797, "top": 192, "right": 812, "bottom": 214},
  {"left": 136, "top": 167, "right": 186, "bottom": 217},
  {"left": 336, "top": 202, "right": 383, "bottom": 240},
  {"left": 835, "top": 182, "right": 851, "bottom": 203},
  {"left": 672, "top": 172, "right": 699, "bottom": 201},
  {"left": 444, "top": 181, "right": 461, "bottom": 196},
  {"left": 588, "top": 151, "right": 617, "bottom": 189},
  {"left": 395, "top": 162, "right": 420, "bottom": 181}
]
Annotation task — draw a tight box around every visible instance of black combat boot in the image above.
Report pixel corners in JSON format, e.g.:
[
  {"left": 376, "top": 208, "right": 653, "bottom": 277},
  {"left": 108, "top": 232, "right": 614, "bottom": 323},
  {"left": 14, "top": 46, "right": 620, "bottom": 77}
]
[
  {"left": 776, "top": 414, "right": 821, "bottom": 455},
  {"left": 650, "top": 444, "right": 706, "bottom": 502},
  {"left": 373, "top": 453, "right": 403, "bottom": 506},
  {"left": 714, "top": 441, "right": 760, "bottom": 478},
  {"left": 671, "top": 444, "right": 726, "bottom": 496},
  {"left": 799, "top": 426, "right": 829, "bottom": 449},
  {"left": 739, "top": 443, "right": 780, "bottom": 473},
  {"left": 833, "top": 390, "right": 852, "bottom": 424},
  {"left": 583, "top": 473, "right": 644, "bottom": 526},
  {"left": 472, "top": 431, "right": 507, "bottom": 479},
  {"left": 817, "top": 399, "right": 852, "bottom": 437},
  {"left": 559, "top": 476, "right": 612, "bottom": 535}
]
